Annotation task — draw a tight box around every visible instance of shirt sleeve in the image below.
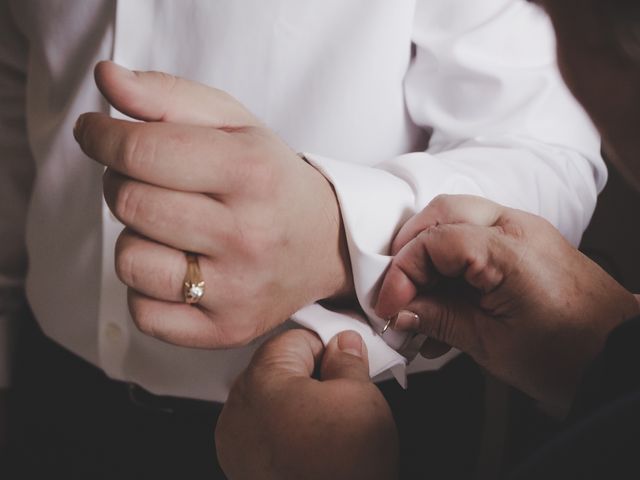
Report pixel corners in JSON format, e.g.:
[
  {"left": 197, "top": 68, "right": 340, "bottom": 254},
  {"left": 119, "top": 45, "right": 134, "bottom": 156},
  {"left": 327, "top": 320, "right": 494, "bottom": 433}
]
[
  {"left": 298, "top": 0, "right": 604, "bottom": 366},
  {"left": 0, "top": 0, "right": 34, "bottom": 388}
]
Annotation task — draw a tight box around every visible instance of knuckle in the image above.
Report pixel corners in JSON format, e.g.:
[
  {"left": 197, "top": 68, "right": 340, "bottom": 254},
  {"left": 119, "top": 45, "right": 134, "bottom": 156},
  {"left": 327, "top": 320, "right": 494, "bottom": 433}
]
[
  {"left": 430, "top": 193, "right": 449, "bottom": 206},
  {"left": 156, "top": 71, "right": 179, "bottom": 94},
  {"left": 235, "top": 133, "right": 279, "bottom": 193},
  {"left": 113, "top": 179, "right": 144, "bottom": 225},
  {"left": 501, "top": 218, "right": 526, "bottom": 240},
  {"left": 230, "top": 218, "right": 284, "bottom": 262},
  {"left": 416, "top": 228, "right": 434, "bottom": 247},
  {"left": 419, "top": 223, "right": 455, "bottom": 250},
  {"left": 227, "top": 328, "right": 259, "bottom": 349},
  {"left": 133, "top": 313, "right": 156, "bottom": 337},
  {"left": 114, "top": 238, "right": 137, "bottom": 286},
  {"left": 265, "top": 329, "right": 304, "bottom": 349},
  {"left": 466, "top": 250, "right": 489, "bottom": 279},
  {"left": 119, "top": 127, "right": 155, "bottom": 173},
  {"left": 427, "top": 194, "right": 450, "bottom": 216},
  {"left": 498, "top": 210, "right": 537, "bottom": 240},
  {"left": 155, "top": 72, "right": 180, "bottom": 120},
  {"left": 128, "top": 298, "right": 156, "bottom": 337}
]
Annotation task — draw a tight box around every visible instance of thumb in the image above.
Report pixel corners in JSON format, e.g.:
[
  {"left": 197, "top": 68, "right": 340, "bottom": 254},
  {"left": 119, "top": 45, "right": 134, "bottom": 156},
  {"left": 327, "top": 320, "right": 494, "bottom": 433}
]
[
  {"left": 320, "top": 331, "right": 371, "bottom": 383},
  {"left": 93, "top": 60, "right": 258, "bottom": 127},
  {"left": 249, "top": 329, "right": 324, "bottom": 381}
]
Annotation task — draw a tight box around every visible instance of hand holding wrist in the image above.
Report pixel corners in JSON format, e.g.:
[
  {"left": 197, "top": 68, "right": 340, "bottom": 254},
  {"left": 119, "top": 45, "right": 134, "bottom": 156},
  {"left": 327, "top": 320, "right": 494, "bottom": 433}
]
[{"left": 376, "top": 194, "right": 640, "bottom": 416}]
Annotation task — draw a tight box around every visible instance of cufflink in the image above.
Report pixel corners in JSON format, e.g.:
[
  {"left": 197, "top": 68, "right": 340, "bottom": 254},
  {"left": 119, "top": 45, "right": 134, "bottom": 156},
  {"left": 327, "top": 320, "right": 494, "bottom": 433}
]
[{"left": 380, "top": 317, "right": 427, "bottom": 361}]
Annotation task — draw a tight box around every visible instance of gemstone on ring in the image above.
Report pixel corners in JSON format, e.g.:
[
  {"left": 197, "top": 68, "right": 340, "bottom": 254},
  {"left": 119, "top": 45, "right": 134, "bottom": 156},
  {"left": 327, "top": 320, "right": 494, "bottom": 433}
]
[
  {"left": 183, "top": 252, "right": 205, "bottom": 304},
  {"left": 184, "top": 281, "right": 205, "bottom": 304}
]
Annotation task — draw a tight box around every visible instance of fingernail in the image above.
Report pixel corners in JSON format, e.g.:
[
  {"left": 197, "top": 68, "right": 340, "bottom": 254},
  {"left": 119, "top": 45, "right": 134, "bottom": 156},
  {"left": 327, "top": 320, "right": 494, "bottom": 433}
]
[
  {"left": 108, "top": 61, "right": 134, "bottom": 77},
  {"left": 337, "top": 330, "right": 363, "bottom": 358},
  {"left": 391, "top": 310, "right": 421, "bottom": 332}
]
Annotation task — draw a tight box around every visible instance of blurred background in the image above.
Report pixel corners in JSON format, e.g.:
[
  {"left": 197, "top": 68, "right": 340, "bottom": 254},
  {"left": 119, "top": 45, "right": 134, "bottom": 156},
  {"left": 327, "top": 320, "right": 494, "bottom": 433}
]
[{"left": 581, "top": 158, "right": 640, "bottom": 293}]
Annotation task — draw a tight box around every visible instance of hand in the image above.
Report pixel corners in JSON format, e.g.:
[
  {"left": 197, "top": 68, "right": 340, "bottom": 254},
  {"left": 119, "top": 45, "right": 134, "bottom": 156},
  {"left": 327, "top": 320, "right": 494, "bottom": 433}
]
[
  {"left": 375, "top": 194, "right": 640, "bottom": 415},
  {"left": 74, "top": 62, "right": 354, "bottom": 348},
  {"left": 216, "top": 329, "right": 398, "bottom": 480}
]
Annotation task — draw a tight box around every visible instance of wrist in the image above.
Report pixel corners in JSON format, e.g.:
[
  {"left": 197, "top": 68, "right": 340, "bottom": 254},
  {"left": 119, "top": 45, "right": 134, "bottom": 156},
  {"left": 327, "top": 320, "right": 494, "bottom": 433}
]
[
  {"left": 299, "top": 154, "right": 355, "bottom": 304},
  {"left": 317, "top": 174, "right": 356, "bottom": 303}
]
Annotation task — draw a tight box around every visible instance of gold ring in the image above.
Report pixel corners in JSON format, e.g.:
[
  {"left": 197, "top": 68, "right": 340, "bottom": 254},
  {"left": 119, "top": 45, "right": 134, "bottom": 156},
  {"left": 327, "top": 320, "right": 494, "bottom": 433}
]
[{"left": 183, "top": 252, "right": 205, "bottom": 304}]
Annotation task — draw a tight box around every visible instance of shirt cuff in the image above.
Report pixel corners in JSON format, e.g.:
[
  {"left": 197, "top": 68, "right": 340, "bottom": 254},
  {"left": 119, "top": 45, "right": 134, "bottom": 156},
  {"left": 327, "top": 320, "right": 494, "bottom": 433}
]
[
  {"left": 304, "top": 152, "right": 477, "bottom": 360},
  {"left": 292, "top": 303, "right": 408, "bottom": 387}
]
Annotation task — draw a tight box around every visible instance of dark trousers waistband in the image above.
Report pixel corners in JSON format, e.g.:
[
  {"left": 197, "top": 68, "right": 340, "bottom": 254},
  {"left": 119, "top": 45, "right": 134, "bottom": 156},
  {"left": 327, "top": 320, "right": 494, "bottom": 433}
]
[
  {"left": 8, "top": 303, "right": 228, "bottom": 479},
  {"left": 12, "top": 303, "right": 221, "bottom": 417}
]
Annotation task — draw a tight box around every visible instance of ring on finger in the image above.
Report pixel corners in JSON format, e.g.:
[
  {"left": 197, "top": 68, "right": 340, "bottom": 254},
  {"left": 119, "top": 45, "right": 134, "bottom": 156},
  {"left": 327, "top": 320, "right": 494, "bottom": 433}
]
[{"left": 183, "top": 252, "right": 205, "bottom": 305}]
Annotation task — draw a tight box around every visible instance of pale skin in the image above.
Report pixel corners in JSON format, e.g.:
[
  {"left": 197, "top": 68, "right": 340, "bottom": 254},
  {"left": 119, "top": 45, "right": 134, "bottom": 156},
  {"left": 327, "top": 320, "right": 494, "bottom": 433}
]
[
  {"left": 74, "top": 61, "right": 354, "bottom": 348},
  {"left": 216, "top": 1, "right": 640, "bottom": 478}
]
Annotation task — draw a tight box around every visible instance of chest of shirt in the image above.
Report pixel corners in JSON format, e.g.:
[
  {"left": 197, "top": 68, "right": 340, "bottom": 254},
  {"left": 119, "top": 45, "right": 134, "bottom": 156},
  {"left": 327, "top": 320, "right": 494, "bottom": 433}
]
[{"left": 12, "top": 0, "right": 422, "bottom": 164}]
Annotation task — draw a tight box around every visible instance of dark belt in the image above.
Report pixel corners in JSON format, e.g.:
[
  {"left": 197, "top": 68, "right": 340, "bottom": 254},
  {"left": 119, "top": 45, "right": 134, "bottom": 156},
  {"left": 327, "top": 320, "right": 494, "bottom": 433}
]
[
  {"left": 126, "top": 382, "right": 221, "bottom": 416},
  {"left": 15, "top": 302, "right": 222, "bottom": 418}
]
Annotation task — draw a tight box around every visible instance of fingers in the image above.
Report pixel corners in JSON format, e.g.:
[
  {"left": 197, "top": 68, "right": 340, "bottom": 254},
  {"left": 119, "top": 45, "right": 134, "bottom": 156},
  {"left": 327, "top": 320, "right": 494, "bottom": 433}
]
[
  {"left": 391, "top": 194, "right": 505, "bottom": 254},
  {"left": 104, "top": 170, "right": 232, "bottom": 254},
  {"left": 126, "top": 290, "right": 233, "bottom": 347},
  {"left": 390, "top": 296, "right": 488, "bottom": 359},
  {"left": 249, "top": 329, "right": 325, "bottom": 380},
  {"left": 376, "top": 223, "right": 513, "bottom": 322},
  {"left": 248, "top": 329, "right": 370, "bottom": 384},
  {"left": 379, "top": 224, "right": 508, "bottom": 318},
  {"left": 74, "top": 113, "right": 256, "bottom": 193},
  {"left": 115, "top": 229, "right": 250, "bottom": 315},
  {"left": 249, "top": 330, "right": 370, "bottom": 384},
  {"left": 127, "top": 286, "right": 270, "bottom": 348},
  {"left": 375, "top": 230, "right": 438, "bottom": 319},
  {"left": 320, "top": 331, "right": 370, "bottom": 383},
  {"left": 115, "top": 230, "right": 187, "bottom": 303},
  {"left": 116, "top": 230, "right": 242, "bottom": 318},
  {"left": 421, "top": 224, "right": 513, "bottom": 293},
  {"left": 93, "top": 61, "right": 258, "bottom": 128}
]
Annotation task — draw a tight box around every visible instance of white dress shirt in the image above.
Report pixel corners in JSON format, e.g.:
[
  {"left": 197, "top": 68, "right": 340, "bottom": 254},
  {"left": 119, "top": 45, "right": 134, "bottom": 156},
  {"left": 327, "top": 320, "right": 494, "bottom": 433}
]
[{"left": 0, "top": 0, "right": 603, "bottom": 401}]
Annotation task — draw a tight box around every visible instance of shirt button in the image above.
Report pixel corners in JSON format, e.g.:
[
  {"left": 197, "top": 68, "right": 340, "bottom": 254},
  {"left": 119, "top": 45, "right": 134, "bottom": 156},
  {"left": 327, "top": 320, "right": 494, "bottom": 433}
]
[{"left": 104, "top": 323, "right": 123, "bottom": 342}]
